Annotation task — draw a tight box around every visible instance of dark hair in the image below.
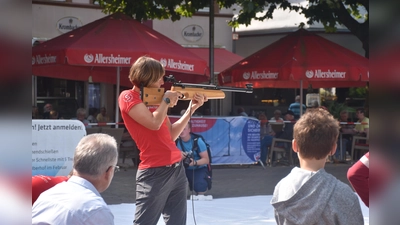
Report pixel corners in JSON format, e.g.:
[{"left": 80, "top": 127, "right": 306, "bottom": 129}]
[
  {"left": 356, "top": 108, "right": 364, "bottom": 114},
  {"left": 89, "top": 107, "right": 98, "bottom": 116},
  {"left": 284, "top": 110, "right": 295, "bottom": 116}
]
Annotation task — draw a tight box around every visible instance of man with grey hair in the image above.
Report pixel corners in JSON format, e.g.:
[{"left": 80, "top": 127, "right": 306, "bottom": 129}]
[
  {"left": 73, "top": 108, "right": 91, "bottom": 128},
  {"left": 32, "top": 133, "right": 118, "bottom": 225}
]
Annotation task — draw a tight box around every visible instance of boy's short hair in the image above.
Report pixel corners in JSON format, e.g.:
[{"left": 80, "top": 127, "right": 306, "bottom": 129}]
[{"left": 293, "top": 108, "right": 339, "bottom": 160}]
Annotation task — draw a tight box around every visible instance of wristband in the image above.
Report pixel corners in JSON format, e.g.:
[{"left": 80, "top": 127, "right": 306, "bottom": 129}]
[{"left": 194, "top": 160, "right": 197, "bottom": 166}]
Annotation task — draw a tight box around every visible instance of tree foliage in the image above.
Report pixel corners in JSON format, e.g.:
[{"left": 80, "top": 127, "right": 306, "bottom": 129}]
[{"left": 95, "top": 0, "right": 369, "bottom": 56}]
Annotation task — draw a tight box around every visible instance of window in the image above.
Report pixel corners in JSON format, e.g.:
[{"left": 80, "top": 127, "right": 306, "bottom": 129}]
[{"left": 88, "top": 83, "right": 101, "bottom": 109}]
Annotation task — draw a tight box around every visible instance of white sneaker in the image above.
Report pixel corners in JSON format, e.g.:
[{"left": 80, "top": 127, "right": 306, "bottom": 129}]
[
  {"left": 190, "top": 195, "right": 213, "bottom": 201},
  {"left": 204, "top": 195, "right": 213, "bottom": 201}
]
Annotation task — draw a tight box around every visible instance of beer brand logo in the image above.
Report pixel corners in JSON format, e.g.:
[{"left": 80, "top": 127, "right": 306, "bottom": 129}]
[
  {"left": 182, "top": 25, "right": 204, "bottom": 42},
  {"left": 164, "top": 59, "right": 194, "bottom": 71},
  {"left": 160, "top": 58, "right": 167, "bottom": 67},
  {"left": 83, "top": 54, "right": 131, "bottom": 65},
  {"left": 57, "top": 17, "right": 82, "bottom": 33},
  {"left": 306, "top": 69, "right": 346, "bottom": 79},
  {"left": 34, "top": 54, "right": 57, "bottom": 64},
  {"left": 305, "top": 70, "right": 314, "bottom": 78},
  {"left": 246, "top": 71, "right": 278, "bottom": 80},
  {"left": 243, "top": 72, "right": 251, "bottom": 80},
  {"left": 84, "top": 54, "right": 94, "bottom": 63}
]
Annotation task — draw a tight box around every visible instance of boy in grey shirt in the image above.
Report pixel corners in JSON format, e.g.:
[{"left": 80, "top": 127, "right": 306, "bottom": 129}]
[{"left": 271, "top": 108, "right": 364, "bottom": 225}]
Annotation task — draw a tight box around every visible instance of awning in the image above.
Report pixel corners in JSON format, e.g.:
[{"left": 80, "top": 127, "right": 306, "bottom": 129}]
[{"left": 186, "top": 48, "right": 243, "bottom": 73}]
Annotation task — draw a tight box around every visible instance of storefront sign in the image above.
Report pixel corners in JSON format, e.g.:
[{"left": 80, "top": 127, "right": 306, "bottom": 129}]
[
  {"left": 182, "top": 25, "right": 204, "bottom": 42},
  {"left": 57, "top": 16, "right": 82, "bottom": 33}
]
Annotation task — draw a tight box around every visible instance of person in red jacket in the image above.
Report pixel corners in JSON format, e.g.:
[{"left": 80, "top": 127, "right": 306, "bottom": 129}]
[
  {"left": 32, "top": 175, "right": 69, "bottom": 205},
  {"left": 347, "top": 152, "right": 369, "bottom": 207}
]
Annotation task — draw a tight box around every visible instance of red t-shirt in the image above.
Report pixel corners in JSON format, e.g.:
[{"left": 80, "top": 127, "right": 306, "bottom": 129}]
[
  {"left": 32, "top": 175, "right": 68, "bottom": 205},
  {"left": 118, "top": 89, "right": 181, "bottom": 169}
]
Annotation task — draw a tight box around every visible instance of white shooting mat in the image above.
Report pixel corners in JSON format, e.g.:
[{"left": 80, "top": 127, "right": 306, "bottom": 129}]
[{"left": 109, "top": 195, "right": 369, "bottom": 225}]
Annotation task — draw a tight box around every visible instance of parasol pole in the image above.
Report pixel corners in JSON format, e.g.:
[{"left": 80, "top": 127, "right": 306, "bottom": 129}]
[
  {"left": 300, "top": 80, "right": 303, "bottom": 117},
  {"left": 115, "top": 67, "right": 120, "bottom": 128}
]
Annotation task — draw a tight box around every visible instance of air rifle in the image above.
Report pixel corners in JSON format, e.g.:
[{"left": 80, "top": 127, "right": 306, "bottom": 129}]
[{"left": 142, "top": 75, "right": 253, "bottom": 106}]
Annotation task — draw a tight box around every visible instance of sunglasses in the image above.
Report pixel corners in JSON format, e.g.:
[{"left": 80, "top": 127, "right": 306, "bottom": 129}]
[{"left": 106, "top": 165, "right": 120, "bottom": 173}]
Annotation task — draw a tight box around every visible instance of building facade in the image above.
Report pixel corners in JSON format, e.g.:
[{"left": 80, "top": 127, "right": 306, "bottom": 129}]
[{"left": 32, "top": 0, "right": 365, "bottom": 120}]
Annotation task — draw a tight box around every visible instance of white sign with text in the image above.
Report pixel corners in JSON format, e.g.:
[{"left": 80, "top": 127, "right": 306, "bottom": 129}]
[
  {"left": 57, "top": 16, "right": 83, "bottom": 33},
  {"left": 32, "top": 120, "right": 86, "bottom": 176}
]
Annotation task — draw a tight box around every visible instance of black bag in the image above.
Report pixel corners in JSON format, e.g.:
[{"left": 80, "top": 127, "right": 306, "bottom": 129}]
[{"left": 177, "top": 132, "right": 213, "bottom": 190}]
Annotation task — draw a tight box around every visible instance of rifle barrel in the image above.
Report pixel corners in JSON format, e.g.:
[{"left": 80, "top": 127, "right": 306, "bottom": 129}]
[{"left": 173, "top": 82, "right": 253, "bottom": 93}]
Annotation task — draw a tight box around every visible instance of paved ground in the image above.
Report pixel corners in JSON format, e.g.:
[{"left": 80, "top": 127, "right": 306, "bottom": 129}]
[{"left": 102, "top": 162, "right": 353, "bottom": 205}]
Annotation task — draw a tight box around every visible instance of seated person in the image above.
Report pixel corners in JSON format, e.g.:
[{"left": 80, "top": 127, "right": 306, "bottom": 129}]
[
  {"left": 176, "top": 123, "right": 210, "bottom": 197},
  {"left": 87, "top": 108, "right": 98, "bottom": 123},
  {"left": 237, "top": 107, "right": 248, "bottom": 116},
  {"left": 274, "top": 110, "right": 296, "bottom": 140},
  {"left": 32, "top": 106, "right": 40, "bottom": 119},
  {"left": 72, "top": 108, "right": 91, "bottom": 128},
  {"left": 270, "top": 109, "right": 284, "bottom": 122},
  {"left": 32, "top": 133, "right": 118, "bottom": 225},
  {"left": 354, "top": 108, "right": 369, "bottom": 137},
  {"left": 96, "top": 107, "right": 111, "bottom": 123},
  {"left": 42, "top": 103, "right": 53, "bottom": 119},
  {"left": 271, "top": 109, "right": 363, "bottom": 224},
  {"left": 353, "top": 108, "right": 369, "bottom": 160},
  {"left": 334, "top": 110, "right": 357, "bottom": 161},
  {"left": 260, "top": 111, "right": 296, "bottom": 163}
]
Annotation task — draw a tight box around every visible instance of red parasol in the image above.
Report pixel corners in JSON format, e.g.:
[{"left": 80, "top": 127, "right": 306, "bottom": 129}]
[
  {"left": 32, "top": 13, "right": 209, "bottom": 87},
  {"left": 218, "top": 28, "right": 368, "bottom": 89}
]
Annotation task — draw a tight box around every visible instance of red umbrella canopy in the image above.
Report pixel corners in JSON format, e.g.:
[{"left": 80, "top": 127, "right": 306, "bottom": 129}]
[
  {"left": 32, "top": 13, "right": 209, "bottom": 87},
  {"left": 219, "top": 29, "right": 369, "bottom": 89}
]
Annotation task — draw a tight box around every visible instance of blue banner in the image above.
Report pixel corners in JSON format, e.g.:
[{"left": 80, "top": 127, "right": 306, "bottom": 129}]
[{"left": 170, "top": 116, "right": 260, "bottom": 165}]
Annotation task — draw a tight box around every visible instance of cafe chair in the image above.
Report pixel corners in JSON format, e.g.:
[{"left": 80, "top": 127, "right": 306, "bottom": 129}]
[
  {"left": 268, "top": 138, "right": 293, "bottom": 167},
  {"left": 270, "top": 123, "right": 284, "bottom": 134},
  {"left": 101, "top": 127, "right": 124, "bottom": 152},
  {"left": 351, "top": 136, "right": 369, "bottom": 162},
  {"left": 85, "top": 127, "right": 102, "bottom": 135},
  {"left": 120, "top": 138, "right": 140, "bottom": 167}
]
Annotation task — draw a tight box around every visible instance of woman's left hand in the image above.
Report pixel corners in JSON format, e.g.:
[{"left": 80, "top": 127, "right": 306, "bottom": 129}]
[{"left": 191, "top": 93, "right": 208, "bottom": 109}]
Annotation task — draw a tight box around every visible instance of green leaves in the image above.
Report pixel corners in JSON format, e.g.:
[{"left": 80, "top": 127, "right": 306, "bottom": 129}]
[{"left": 95, "top": 0, "right": 368, "bottom": 55}]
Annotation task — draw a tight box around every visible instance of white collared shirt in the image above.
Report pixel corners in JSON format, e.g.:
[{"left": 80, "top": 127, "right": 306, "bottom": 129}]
[{"left": 32, "top": 176, "right": 114, "bottom": 225}]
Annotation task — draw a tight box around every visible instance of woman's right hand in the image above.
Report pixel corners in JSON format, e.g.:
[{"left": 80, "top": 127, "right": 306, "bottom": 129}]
[{"left": 163, "top": 91, "right": 180, "bottom": 106}]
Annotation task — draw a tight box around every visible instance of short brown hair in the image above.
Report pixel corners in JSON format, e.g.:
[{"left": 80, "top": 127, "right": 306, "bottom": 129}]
[
  {"left": 129, "top": 56, "right": 165, "bottom": 87},
  {"left": 293, "top": 108, "right": 339, "bottom": 160}
]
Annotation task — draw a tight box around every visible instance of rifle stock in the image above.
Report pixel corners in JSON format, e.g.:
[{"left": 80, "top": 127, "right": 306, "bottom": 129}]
[{"left": 142, "top": 75, "right": 253, "bottom": 106}]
